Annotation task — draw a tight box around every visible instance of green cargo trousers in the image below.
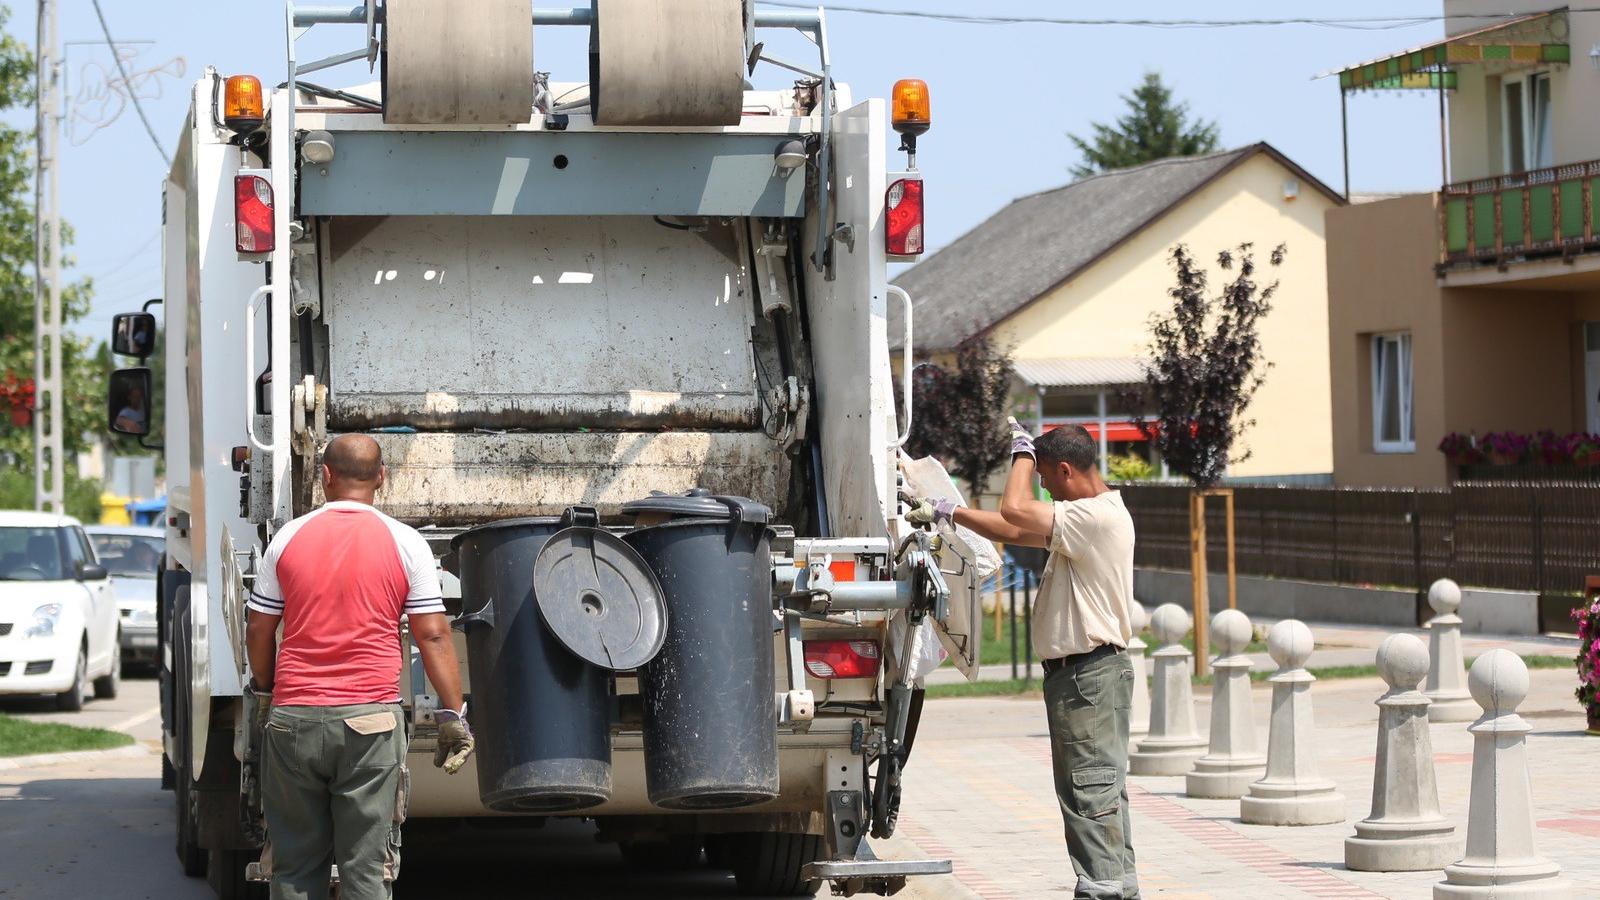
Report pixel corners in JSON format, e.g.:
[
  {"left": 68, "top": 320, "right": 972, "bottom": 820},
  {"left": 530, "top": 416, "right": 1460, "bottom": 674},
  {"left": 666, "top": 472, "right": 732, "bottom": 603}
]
[
  {"left": 262, "top": 703, "right": 409, "bottom": 900},
  {"left": 1043, "top": 647, "right": 1139, "bottom": 900}
]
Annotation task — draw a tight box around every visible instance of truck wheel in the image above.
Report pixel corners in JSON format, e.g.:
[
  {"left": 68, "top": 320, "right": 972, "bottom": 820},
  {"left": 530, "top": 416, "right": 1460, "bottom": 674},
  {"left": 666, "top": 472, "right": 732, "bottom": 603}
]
[
  {"left": 55, "top": 644, "right": 88, "bottom": 712},
  {"left": 618, "top": 835, "right": 704, "bottom": 871},
  {"left": 207, "top": 847, "right": 266, "bottom": 900},
  {"left": 173, "top": 590, "right": 207, "bottom": 878},
  {"left": 94, "top": 633, "right": 122, "bottom": 699},
  {"left": 730, "top": 832, "right": 822, "bottom": 897},
  {"left": 704, "top": 833, "right": 736, "bottom": 870}
]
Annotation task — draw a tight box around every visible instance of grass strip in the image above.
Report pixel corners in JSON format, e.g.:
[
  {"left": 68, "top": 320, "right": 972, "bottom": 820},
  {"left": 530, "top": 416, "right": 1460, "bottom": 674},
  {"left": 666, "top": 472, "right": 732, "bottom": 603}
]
[{"left": 0, "top": 713, "right": 134, "bottom": 758}]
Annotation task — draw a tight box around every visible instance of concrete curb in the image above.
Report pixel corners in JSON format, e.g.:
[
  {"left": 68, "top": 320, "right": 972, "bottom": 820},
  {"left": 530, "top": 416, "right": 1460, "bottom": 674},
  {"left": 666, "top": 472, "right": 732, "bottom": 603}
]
[{"left": 0, "top": 741, "right": 152, "bottom": 772}]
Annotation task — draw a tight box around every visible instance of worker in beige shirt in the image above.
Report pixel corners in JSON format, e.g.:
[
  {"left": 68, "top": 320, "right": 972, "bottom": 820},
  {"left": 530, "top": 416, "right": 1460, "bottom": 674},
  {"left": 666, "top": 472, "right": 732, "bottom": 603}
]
[{"left": 906, "top": 421, "right": 1138, "bottom": 900}]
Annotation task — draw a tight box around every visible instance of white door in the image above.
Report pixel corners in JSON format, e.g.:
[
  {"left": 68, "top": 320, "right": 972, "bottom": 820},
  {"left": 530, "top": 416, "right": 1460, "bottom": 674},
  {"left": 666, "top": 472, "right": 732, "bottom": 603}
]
[{"left": 1586, "top": 323, "right": 1600, "bottom": 434}]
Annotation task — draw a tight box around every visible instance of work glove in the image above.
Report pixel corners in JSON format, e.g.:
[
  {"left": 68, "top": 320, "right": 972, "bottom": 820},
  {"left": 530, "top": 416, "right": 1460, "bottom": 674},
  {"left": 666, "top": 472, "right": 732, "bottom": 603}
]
[
  {"left": 247, "top": 680, "right": 272, "bottom": 736},
  {"left": 903, "top": 496, "right": 956, "bottom": 528},
  {"left": 1007, "top": 416, "right": 1036, "bottom": 461},
  {"left": 433, "top": 707, "right": 475, "bottom": 775}
]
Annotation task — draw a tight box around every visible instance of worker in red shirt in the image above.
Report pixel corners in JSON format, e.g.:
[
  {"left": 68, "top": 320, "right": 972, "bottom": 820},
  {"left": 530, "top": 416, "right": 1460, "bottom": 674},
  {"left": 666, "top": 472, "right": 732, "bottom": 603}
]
[{"left": 245, "top": 434, "right": 474, "bottom": 899}]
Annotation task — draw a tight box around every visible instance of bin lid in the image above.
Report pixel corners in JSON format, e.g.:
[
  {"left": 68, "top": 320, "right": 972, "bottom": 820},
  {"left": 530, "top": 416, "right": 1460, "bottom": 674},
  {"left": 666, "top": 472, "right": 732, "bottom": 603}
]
[
  {"left": 532, "top": 526, "right": 667, "bottom": 671},
  {"left": 621, "top": 488, "right": 770, "bottom": 525}
]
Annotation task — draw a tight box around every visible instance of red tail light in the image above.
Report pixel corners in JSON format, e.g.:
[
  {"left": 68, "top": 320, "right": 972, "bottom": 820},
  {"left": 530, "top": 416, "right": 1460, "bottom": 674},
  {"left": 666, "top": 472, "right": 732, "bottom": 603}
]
[
  {"left": 885, "top": 177, "right": 923, "bottom": 256},
  {"left": 804, "top": 640, "right": 881, "bottom": 679},
  {"left": 235, "top": 173, "right": 274, "bottom": 253}
]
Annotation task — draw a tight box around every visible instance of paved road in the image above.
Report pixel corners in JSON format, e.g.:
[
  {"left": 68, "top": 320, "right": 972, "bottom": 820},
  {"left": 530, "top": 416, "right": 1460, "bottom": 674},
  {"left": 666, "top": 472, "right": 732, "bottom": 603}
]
[
  {"left": 900, "top": 665, "right": 1597, "bottom": 899},
  {"left": 0, "top": 675, "right": 966, "bottom": 900}
]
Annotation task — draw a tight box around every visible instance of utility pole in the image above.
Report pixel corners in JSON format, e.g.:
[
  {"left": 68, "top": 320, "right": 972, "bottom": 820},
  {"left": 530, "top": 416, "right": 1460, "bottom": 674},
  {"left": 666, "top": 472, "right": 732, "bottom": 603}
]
[{"left": 33, "top": 0, "right": 63, "bottom": 512}]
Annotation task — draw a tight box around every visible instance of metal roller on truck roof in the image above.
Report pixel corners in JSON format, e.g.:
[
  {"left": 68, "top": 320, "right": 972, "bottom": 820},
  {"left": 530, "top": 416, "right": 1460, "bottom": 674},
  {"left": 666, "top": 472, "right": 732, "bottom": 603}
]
[{"left": 381, "top": 0, "right": 536, "bottom": 124}]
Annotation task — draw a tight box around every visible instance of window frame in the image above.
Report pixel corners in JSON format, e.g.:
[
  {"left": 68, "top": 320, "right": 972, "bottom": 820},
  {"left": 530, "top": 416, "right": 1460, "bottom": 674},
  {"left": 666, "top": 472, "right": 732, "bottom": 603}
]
[
  {"left": 1501, "top": 70, "right": 1554, "bottom": 174},
  {"left": 1371, "top": 332, "right": 1415, "bottom": 454}
]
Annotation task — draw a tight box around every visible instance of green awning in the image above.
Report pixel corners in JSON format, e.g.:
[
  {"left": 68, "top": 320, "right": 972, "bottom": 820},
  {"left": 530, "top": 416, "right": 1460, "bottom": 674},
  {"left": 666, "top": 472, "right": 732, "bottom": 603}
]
[{"left": 1326, "top": 9, "right": 1570, "bottom": 92}]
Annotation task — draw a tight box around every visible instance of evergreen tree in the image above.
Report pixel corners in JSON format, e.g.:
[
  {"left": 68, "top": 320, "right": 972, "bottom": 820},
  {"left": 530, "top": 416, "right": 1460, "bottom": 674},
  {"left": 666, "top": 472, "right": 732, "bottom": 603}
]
[{"left": 1068, "top": 72, "right": 1221, "bottom": 178}]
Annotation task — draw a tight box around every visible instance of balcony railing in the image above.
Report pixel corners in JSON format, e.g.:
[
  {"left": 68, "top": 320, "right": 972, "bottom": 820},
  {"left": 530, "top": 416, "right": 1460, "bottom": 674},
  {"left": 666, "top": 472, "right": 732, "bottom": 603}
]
[{"left": 1439, "top": 159, "right": 1600, "bottom": 271}]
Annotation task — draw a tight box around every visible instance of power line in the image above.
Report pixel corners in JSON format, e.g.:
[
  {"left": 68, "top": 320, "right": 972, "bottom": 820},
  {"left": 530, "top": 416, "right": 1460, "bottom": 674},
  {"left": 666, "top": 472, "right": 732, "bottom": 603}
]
[
  {"left": 88, "top": 0, "right": 169, "bottom": 165},
  {"left": 759, "top": 2, "right": 1598, "bottom": 30},
  {"left": 85, "top": 231, "right": 160, "bottom": 281}
]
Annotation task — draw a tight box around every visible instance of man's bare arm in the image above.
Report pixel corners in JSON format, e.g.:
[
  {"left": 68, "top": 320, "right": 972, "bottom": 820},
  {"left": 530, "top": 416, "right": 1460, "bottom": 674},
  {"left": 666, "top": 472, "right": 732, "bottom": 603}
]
[
  {"left": 951, "top": 507, "right": 1047, "bottom": 548},
  {"left": 245, "top": 609, "right": 280, "bottom": 689},
  {"left": 999, "top": 455, "right": 1055, "bottom": 540},
  {"left": 410, "top": 612, "right": 465, "bottom": 713}
]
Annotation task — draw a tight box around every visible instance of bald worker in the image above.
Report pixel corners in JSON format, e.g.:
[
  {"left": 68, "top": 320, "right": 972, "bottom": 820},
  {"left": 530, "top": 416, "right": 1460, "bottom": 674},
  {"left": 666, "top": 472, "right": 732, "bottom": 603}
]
[{"left": 246, "top": 435, "right": 475, "bottom": 899}]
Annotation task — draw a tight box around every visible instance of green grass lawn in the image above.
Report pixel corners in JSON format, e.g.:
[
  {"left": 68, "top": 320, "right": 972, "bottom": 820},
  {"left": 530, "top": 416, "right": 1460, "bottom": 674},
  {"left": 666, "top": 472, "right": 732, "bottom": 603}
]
[
  {"left": 927, "top": 651, "right": 1579, "bottom": 700},
  {"left": 959, "top": 615, "right": 1266, "bottom": 669},
  {"left": 0, "top": 713, "right": 134, "bottom": 758}
]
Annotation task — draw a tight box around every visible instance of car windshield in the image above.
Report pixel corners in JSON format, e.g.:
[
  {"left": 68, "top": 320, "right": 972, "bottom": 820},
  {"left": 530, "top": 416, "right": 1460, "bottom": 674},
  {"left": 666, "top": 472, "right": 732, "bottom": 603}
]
[
  {"left": 89, "top": 533, "right": 164, "bottom": 578},
  {"left": 0, "top": 526, "right": 65, "bottom": 581}
]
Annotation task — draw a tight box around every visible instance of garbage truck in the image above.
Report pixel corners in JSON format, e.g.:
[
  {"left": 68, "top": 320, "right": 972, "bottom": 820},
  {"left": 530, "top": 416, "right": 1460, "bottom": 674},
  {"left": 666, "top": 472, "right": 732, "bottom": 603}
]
[{"left": 104, "top": 2, "right": 982, "bottom": 897}]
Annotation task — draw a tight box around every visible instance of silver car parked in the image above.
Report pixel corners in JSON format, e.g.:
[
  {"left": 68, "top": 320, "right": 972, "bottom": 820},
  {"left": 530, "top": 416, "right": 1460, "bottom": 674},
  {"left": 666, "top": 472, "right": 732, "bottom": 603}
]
[{"left": 85, "top": 525, "right": 163, "bottom": 668}]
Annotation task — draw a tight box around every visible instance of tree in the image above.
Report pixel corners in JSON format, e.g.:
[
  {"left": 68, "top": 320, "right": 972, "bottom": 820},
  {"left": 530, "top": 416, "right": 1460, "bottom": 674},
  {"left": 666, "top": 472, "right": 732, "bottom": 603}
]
[
  {"left": 903, "top": 336, "right": 1016, "bottom": 500},
  {"left": 1068, "top": 72, "right": 1221, "bottom": 178},
  {"left": 0, "top": 4, "right": 104, "bottom": 503},
  {"left": 1136, "top": 243, "right": 1281, "bottom": 486},
  {"left": 1135, "top": 242, "right": 1281, "bottom": 674}
]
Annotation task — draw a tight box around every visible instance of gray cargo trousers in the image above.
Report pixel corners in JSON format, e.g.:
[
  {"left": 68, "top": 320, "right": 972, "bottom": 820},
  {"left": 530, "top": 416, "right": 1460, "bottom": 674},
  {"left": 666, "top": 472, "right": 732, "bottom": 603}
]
[
  {"left": 1043, "top": 645, "right": 1139, "bottom": 900},
  {"left": 261, "top": 703, "right": 409, "bottom": 900}
]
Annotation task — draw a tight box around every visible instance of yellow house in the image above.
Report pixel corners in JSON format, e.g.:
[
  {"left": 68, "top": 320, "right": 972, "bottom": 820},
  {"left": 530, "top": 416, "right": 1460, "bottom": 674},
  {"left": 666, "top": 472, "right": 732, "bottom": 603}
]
[{"left": 893, "top": 142, "right": 1342, "bottom": 482}]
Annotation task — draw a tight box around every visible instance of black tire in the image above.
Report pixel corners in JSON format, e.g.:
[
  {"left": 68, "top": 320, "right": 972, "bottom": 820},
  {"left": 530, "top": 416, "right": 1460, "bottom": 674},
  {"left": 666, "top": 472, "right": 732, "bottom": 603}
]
[
  {"left": 173, "top": 589, "right": 206, "bottom": 878},
  {"left": 730, "top": 832, "right": 823, "bottom": 897},
  {"left": 207, "top": 847, "right": 266, "bottom": 900},
  {"left": 55, "top": 643, "right": 88, "bottom": 712},
  {"left": 94, "top": 632, "right": 122, "bottom": 699},
  {"left": 161, "top": 753, "right": 175, "bottom": 791},
  {"left": 618, "top": 835, "right": 704, "bottom": 871}
]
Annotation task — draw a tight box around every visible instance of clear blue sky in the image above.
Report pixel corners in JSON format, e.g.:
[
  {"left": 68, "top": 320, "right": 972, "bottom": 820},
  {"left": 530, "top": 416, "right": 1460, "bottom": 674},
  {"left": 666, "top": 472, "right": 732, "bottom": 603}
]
[{"left": 6, "top": 1, "right": 1452, "bottom": 338}]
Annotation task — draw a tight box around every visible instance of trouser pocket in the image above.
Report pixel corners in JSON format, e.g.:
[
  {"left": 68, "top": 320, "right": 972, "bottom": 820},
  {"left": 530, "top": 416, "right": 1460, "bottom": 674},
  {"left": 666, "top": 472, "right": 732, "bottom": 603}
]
[{"left": 1069, "top": 765, "right": 1120, "bottom": 819}]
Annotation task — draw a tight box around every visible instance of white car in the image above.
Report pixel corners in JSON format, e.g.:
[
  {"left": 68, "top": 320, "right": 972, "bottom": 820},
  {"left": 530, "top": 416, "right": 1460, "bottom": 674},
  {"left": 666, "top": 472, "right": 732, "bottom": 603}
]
[
  {"left": 0, "top": 511, "right": 120, "bottom": 709},
  {"left": 86, "top": 525, "right": 164, "bottom": 669}
]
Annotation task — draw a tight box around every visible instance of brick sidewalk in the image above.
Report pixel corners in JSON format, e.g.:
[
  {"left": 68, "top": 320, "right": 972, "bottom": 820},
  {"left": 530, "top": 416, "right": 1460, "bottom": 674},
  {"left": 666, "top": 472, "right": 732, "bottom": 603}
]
[{"left": 898, "top": 667, "right": 1596, "bottom": 899}]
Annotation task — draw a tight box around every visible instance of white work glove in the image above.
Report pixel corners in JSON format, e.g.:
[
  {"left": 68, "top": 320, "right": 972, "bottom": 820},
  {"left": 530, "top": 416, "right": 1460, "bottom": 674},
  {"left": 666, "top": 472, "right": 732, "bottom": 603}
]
[
  {"left": 1007, "top": 416, "right": 1036, "bottom": 461},
  {"left": 903, "top": 496, "right": 956, "bottom": 528},
  {"left": 433, "top": 706, "right": 475, "bottom": 775}
]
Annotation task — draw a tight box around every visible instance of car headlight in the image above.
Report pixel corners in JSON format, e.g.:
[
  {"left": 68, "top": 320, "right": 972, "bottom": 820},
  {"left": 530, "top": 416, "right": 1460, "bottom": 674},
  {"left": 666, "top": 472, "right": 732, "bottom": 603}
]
[{"left": 25, "top": 603, "right": 62, "bottom": 639}]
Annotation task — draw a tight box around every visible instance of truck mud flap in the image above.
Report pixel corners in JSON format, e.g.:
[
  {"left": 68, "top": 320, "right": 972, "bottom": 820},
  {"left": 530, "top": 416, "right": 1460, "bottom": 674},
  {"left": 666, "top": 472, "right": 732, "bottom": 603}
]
[{"left": 801, "top": 859, "right": 953, "bottom": 897}]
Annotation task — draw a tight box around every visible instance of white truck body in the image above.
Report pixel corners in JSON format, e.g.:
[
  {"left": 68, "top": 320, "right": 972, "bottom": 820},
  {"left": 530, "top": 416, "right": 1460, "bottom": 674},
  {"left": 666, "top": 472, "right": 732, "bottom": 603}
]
[{"left": 125, "top": 5, "right": 978, "bottom": 896}]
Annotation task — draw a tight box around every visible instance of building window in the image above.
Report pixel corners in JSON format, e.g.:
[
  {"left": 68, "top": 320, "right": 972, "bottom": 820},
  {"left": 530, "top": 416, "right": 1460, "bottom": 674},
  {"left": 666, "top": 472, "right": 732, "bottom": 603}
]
[
  {"left": 1371, "top": 332, "right": 1414, "bottom": 453},
  {"left": 1503, "top": 71, "right": 1553, "bottom": 173}
]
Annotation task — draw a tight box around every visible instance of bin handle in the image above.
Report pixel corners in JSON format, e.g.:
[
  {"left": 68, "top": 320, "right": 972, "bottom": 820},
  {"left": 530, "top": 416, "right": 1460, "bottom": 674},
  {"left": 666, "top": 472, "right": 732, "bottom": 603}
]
[
  {"left": 452, "top": 598, "right": 495, "bottom": 632},
  {"left": 562, "top": 506, "right": 600, "bottom": 528}
]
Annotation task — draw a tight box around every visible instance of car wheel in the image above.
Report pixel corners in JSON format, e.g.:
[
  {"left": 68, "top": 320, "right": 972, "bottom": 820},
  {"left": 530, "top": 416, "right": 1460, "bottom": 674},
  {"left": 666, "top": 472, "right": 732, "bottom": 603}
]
[
  {"left": 56, "top": 644, "right": 88, "bottom": 712},
  {"left": 94, "top": 631, "right": 122, "bottom": 699}
]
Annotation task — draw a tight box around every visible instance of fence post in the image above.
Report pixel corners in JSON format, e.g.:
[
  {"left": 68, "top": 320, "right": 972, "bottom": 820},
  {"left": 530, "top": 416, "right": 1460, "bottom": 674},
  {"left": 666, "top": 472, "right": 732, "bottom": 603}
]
[
  {"left": 1411, "top": 488, "right": 1424, "bottom": 626},
  {"left": 1330, "top": 489, "right": 1341, "bottom": 584},
  {"left": 1531, "top": 486, "right": 1544, "bottom": 595},
  {"left": 1023, "top": 569, "right": 1033, "bottom": 688},
  {"left": 1009, "top": 571, "right": 1018, "bottom": 681}
]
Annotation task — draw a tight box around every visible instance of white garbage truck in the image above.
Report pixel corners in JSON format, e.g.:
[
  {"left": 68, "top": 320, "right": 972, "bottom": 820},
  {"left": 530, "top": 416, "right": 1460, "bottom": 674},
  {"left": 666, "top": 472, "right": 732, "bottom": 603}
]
[{"left": 105, "top": 2, "right": 981, "bottom": 897}]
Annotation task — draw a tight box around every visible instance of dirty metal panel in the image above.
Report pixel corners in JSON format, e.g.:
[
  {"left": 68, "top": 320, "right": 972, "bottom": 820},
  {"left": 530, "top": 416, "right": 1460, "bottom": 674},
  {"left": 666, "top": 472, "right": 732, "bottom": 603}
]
[
  {"left": 325, "top": 215, "right": 761, "bottom": 430},
  {"left": 357, "top": 431, "right": 790, "bottom": 525},
  {"left": 299, "top": 130, "right": 806, "bottom": 218}
]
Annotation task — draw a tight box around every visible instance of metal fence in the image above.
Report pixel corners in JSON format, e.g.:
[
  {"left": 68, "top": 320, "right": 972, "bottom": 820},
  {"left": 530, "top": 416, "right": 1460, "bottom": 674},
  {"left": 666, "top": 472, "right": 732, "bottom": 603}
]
[{"left": 1119, "top": 481, "right": 1600, "bottom": 599}]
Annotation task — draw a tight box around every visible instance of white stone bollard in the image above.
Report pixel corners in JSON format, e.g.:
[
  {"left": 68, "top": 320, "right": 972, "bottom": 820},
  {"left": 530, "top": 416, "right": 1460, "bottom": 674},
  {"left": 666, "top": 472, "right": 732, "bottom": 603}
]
[
  {"left": 1345, "top": 633, "right": 1461, "bottom": 871},
  {"left": 1128, "top": 604, "right": 1207, "bottom": 776},
  {"left": 1423, "top": 579, "right": 1476, "bottom": 723},
  {"left": 1434, "top": 650, "right": 1571, "bottom": 899},
  {"left": 1239, "top": 619, "right": 1346, "bottom": 826},
  {"left": 1129, "top": 601, "right": 1151, "bottom": 738},
  {"left": 1186, "top": 609, "right": 1266, "bottom": 799}
]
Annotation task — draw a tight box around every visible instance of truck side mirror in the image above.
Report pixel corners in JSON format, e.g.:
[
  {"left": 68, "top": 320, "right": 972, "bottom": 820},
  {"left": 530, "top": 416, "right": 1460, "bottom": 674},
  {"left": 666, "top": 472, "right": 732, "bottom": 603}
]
[
  {"left": 112, "top": 312, "right": 157, "bottom": 359},
  {"left": 108, "top": 367, "right": 153, "bottom": 436}
]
